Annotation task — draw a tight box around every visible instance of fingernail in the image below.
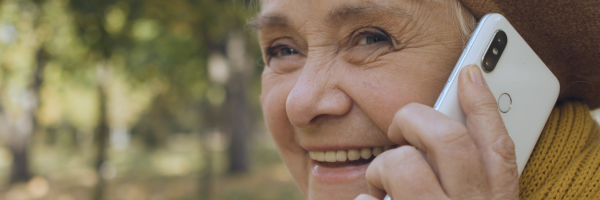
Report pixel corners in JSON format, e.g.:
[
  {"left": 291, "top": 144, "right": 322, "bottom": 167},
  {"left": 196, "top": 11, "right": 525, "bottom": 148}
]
[{"left": 468, "top": 65, "right": 485, "bottom": 86}]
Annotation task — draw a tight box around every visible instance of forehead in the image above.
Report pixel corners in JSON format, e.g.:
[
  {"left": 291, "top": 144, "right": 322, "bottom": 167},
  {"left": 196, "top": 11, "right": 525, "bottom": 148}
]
[
  {"left": 260, "top": 0, "right": 401, "bottom": 13},
  {"left": 252, "top": 0, "right": 414, "bottom": 31}
]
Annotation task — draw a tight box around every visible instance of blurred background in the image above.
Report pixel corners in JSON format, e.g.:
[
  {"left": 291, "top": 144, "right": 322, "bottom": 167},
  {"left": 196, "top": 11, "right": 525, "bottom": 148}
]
[
  {"left": 1, "top": 0, "right": 599, "bottom": 200},
  {"left": 0, "top": 0, "right": 304, "bottom": 199}
]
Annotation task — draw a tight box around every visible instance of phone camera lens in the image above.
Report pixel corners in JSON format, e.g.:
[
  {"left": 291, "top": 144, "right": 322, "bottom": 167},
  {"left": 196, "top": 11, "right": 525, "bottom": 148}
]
[{"left": 481, "top": 30, "right": 507, "bottom": 73}]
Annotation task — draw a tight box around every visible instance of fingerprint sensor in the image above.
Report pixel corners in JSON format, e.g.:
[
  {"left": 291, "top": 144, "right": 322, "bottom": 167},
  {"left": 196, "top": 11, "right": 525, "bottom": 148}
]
[{"left": 498, "top": 93, "right": 512, "bottom": 113}]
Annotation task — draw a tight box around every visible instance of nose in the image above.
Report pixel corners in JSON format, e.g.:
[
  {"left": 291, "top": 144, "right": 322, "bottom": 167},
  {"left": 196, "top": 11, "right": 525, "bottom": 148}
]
[{"left": 286, "top": 59, "right": 353, "bottom": 128}]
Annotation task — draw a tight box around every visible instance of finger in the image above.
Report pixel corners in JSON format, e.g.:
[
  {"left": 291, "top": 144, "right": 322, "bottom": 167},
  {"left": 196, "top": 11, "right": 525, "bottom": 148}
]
[
  {"left": 458, "top": 64, "right": 519, "bottom": 198},
  {"left": 365, "top": 146, "right": 448, "bottom": 200},
  {"left": 388, "top": 103, "right": 491, "bottom": 199},
  {"left": 367, "top": 181, "right": 387, "bottom": 200},
  {"left": 354, "top": 194, "right": 378, "bottom": 200}
]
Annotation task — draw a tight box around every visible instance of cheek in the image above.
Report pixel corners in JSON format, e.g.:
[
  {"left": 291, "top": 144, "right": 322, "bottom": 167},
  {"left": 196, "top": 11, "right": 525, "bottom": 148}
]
[
  {"left": 343, "top": 51, "right": 451, "bottom": 131},
  {"left": 261, "top": 70, "right": 295, "bottom": 135},
  {"left": 261, "top": 72, "right": 295, "bottom": 148},
  {"left": 260, "top": 71, "right": 310, "bottom": 193}
]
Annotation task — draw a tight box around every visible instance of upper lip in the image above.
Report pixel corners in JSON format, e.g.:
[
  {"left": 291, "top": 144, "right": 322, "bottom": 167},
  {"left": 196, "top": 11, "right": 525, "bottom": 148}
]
[{"left": 302, "top": 144, "right": 395, "bottom": 152}]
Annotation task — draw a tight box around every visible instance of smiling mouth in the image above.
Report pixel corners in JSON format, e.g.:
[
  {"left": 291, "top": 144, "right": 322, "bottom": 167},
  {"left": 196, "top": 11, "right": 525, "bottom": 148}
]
[{"left": 308, "top": 145, "right": 398, "bottom": 167}]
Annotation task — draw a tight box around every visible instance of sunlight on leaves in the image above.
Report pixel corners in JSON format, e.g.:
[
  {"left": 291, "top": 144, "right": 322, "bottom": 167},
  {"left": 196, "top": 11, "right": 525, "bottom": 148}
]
[
  {"left": 131, "top": 19, "right": 160, "bottom": 42},
  {"left": 104, "top": 3, "right": 128, "bottom": 35}
]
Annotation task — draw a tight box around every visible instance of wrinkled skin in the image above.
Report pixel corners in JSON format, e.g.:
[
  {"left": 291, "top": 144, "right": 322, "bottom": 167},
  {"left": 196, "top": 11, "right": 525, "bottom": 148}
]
[{"left": 255, "top": 0, "right": 519, "bottom": 199}]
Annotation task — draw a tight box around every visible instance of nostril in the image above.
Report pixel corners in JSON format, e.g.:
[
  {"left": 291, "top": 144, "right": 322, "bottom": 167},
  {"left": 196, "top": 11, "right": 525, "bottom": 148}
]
[{"left": 309, "top": 114, "right": 327, "bottom": 124}]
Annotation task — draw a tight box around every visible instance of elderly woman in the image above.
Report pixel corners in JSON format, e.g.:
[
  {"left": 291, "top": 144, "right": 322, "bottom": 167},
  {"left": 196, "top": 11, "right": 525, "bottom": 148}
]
[{"left": 251, "top": 0, "right": 600, "bottom": 199}]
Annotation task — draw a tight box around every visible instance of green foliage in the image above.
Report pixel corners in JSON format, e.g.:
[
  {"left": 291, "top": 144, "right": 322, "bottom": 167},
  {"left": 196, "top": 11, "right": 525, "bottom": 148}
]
[{"left": 0, "top": 0, "right": 300, "bottom": 199}]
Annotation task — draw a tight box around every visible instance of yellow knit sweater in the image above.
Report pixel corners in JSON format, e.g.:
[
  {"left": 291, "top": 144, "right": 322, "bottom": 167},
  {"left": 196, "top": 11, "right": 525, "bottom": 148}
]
[{"left": 520, "top": 101, "right": 600, "bottom": 199}]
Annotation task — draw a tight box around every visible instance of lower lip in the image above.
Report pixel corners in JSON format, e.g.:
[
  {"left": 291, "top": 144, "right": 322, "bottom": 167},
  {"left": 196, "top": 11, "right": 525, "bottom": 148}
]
[{"left": 310, "top": 160, "right": 370, "bottom": 183}]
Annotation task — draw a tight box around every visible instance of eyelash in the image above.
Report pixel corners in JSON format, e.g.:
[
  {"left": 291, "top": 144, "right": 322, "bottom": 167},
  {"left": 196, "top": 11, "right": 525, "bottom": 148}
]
[
  {"left": 266, "top": 44, "right": 300, "bottom": 63},
  {"left": 267, "top": 44, "right": 288, "bottom": 57},
  {"left": 353, "top": 29, "right": 391, "bottom": 45}
]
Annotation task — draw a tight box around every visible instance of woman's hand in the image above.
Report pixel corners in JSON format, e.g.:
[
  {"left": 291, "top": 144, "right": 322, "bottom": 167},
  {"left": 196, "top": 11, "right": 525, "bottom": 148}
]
[{"left": 356, "top": 65, "right": 519, "bottom": 200}]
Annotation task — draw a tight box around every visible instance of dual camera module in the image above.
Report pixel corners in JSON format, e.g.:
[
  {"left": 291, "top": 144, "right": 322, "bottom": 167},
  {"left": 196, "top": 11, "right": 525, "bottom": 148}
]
[{"left": 482, "top": 30, "right": 507, "bottom": 72}]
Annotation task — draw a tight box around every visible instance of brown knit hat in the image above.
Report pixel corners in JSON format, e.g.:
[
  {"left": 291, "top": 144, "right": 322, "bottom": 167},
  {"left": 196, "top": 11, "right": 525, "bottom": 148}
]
[{"left": 460, "top": 0, "right": 600, "bottom": 109}]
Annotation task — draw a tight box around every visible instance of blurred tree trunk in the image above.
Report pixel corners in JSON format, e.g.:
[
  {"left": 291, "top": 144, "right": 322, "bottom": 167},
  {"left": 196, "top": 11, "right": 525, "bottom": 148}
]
[
  {"left": 226, "top": 73, "right": 249, "bottom": 173},
  {"left": 7, "top": 48, "right": 46, "bottom": 183},
  {"left": 198, "top": 130, "right": 213, "bottom": 200},
  {"left": 9, "top": 144, "right": 30, "bottom": 183},
  {"left": 226, "top": 32, "right": 252, "bottom": 173},
  {"left": 93, "top": 64, "right": 110, "bottom": 200}
]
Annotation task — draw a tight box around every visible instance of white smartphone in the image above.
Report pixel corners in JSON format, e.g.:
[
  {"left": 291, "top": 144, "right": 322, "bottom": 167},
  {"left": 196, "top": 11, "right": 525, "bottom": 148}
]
[
  {"left": 383, "top": 13, "right": 559, "bottom": 200},
  {"left": 433, "top": 13, "right": 560, "bottom": 175}
]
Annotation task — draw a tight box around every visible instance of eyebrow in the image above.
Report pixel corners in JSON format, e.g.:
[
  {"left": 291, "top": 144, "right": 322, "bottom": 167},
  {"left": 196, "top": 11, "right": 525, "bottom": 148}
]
[
  {"left": 248, "top": 4, "right": 408, "bottom": 31},
  {"left": 327, "top": 4, "right": 407, "bottom": 23},
  {"left": 248, "top": 13, "right": 288, "bottom": 31}
]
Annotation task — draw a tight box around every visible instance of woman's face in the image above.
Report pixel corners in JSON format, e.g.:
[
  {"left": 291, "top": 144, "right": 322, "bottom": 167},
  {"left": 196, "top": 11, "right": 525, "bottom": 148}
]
[{"left": 256, "top": 0, "right": 470, "bottom": 199}]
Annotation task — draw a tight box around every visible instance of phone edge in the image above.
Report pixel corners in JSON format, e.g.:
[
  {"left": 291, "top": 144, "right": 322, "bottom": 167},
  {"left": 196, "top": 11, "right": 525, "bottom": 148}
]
[{"left": 433, "top": 13, "right": 496, "bottom": 110}]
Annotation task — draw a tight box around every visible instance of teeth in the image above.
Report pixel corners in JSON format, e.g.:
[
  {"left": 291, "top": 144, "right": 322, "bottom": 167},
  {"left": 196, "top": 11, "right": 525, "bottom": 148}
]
[
  {"left": 325, "top": 151, "right": 337, "bottom": 162},
  {"left": 360, "top": 148, "right": 371, "bottom": 159},
  {"left": 336, "top": 150, "right": 347, "bottom": 162},
  {"left": 372, "top": 147, "right": 383, "bottom": 156},
  {"left": 308, "top": 145, "right": 395, "bottom": 163},
  {"left": 348, "top": 149, "right": 360, "bottom": 161},
  {"left": 315, "top": 151, "right": 325, "bottom": 162}
]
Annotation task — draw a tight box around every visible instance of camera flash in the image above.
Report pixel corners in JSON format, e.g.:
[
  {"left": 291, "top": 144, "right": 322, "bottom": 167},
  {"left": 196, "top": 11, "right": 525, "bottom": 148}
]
[{"left": 493, "top": 47, "right": 499, "bottom": 55}]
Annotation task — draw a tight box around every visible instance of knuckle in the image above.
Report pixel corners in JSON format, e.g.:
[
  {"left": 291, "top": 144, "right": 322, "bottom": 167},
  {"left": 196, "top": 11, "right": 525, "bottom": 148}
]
[
  {"left": 435, "top": 122, "right": 473, "bottom": 150},
  {"left": 368, "top": 151, "right": 387, "bottom": 168},
  {"left": 379, "top": 146, "right": 421, "bottom": 168},
  {"left": 391, "top": 146, "right": 422, "bottom": 162},
  {"left": 373, "top": 146, "right": 422, "bottom": 175},
  {"left": 368, "top": 146, "right": 422, "bottom": 178},
  {"left": 471, "top": 97, "right": 498, "bottom": 114},
  {"left": 366, "top": 151, "right": 392, "bottom": 180},
  {"left": 389, "top": 147, "right": 426, "bottom": 172},
  {"left": 491, "top": 134, "right": 517, "bottom": 165}
]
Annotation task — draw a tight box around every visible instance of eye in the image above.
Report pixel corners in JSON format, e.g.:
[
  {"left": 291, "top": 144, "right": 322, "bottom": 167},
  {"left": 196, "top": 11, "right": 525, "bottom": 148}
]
[
  {"left": 353, "top": 29, "right": 390, "bottom": 46},
  {"left": 276, "top": 47, "right": 299, "bottom": 56},
  {"left": 268, "top": 45, "right": 299, "bottom": 58},
  {"left": 264, "top": 42, "right": 304, "bottom": 73},
  {"left": 358, "top": 35, "right": 388, "bottom": 45}
]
